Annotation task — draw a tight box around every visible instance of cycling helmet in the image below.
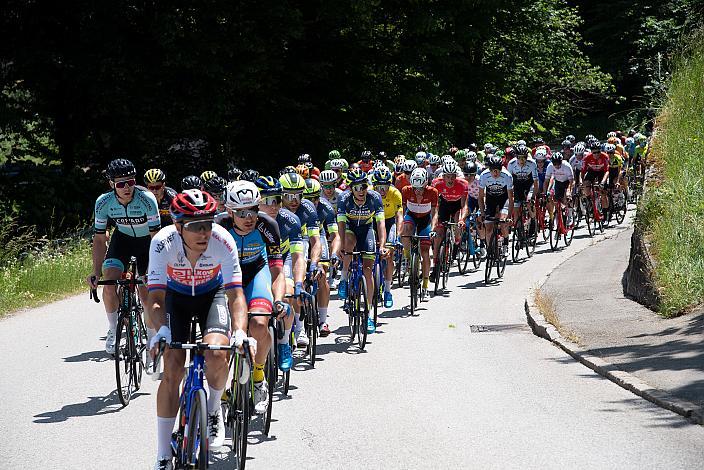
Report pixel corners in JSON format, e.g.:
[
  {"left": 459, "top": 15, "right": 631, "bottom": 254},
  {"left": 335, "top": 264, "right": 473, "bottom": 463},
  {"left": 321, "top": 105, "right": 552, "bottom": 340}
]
[
  {"left": 466, "top": 151, "right": 478, "bottom": 162},
  {"left": 551, "top": 152, "right": 564, "bottom": 165},
  {"left": 604, "top": 143, "right": 616, "bottom": 154},
  {"left": 487, "top": 155, "right": 503, "bottom": 170},
  {"left": 448, "top": 146, "right": 459, "bottom": 156},
  {"left": 534, "top": 137, "right": 545, "bottom": 145},
  {"left": 483, "top": 143, "right": 493, "bottom": 153},
  {"left": 203, "top": 175, "right": 227, "bottom": 196},
  {"left": 625, "top": 137, "right": 635, "bottom": 145},
  {"left": 373, "top": 159, "right": 386, "bottom": 169},
  {"left": 228, "top": 166, "right": 242, "bottom": 181},
  {"left": 495, "top": 149, "right": 505, "bottom": 158},
  {"left": 279, "top": 165, "right": 296, "bottom": 176},
  {"left": 340, "top": 158, "right": 350, "bottom": 170},
  {"left": 415, "top": 151, "right": 427, "bottom": 164},
  {"left": 441, "top": 155, "right": 454, "bottom": 165},
  {"left": 328, "top": 149, "right": 341, "bottom": 160},
  {"left": 181, "top": 175, "right": 202, "bottom": 190},
  {"left": 298, "top": 153, "right": 311, "bottom": 164},
  {"left": 144, "top": 168, "right": 166, "bottom": 184},
  {"left": 515, "top": 145, "right": 529, "bottom": 157},
  {"left": 442, "top": 160, "right": 458, "bottom": 175},
  {"left": 637, "top": 134, "right": 647, "bottom": 144},
  {"left": 279, "top": 172, "right": 306, "bottom": 193},
  {"left": 106, "top": 158, "right": 136, "bottom": 180},
  {"left": 607, "top": 131, "right": 617, "bottom": 139},
  {"left": 303, "top": 178, "right": 321, "bottom": 199},
  {"left": 429, "top": 154, "right": 441, "bottom": 165},
  {"left": 534, "top": 148, "right": 548, "bottom": 161},
  {"left": 469, "top": 143, "right": 478, "bottom": 152},
  {"left": 410, "top": 168, "right": 428, "bottom": 188},
  {"left": 224, "top": 180, "right": 261, "bottom": 210},
  {"left": 585, "top": 134, "right": 596, "bottom": 142},
  {"left": 517, "top": 140, "right": 527, "bottom": 147},
  {"left": 330, "top": 159, "right": 344, "bottom": 171},
  {"left": 200, "top": 170, "right": 217, "bottom": 183},
  {"left": 402, "top": 160, "right": 418, "bottom": 173},
  {"left": 255, "top": 175, "right": 282, "bottom": 197},
  {"left": 360, "top": 150, "right": 372, "bottom": 161},
  {"left": 319, "top": 170, "right": 338, "bottom": 185},
  {"left": 371, "top": 167, "right": 393, "bottom": 185},
  {"left": 295, "top": 164, "right": 310, "bottom": 179},
  {"left": 378, "top": 151, "right": 387, "bottom": 160},
  {"left": 455, "top": 149, "right": 467, "bottom": 160},
  {"left": 561, "top": 140, "right": 572, "bottom": 149},
  {"left": 573, "top": 143, "right": 586, "bottom": 155},
  {"left": 394, "top": 155, "right": 406, "bottom": 165},
  {"left": 589, "top": 140, "right": 601, "bottom": 152},
  {"left": 565, "top": 135, "right": 576, "bottom": 144},
  {"left": 347, "top": 168, "right": 368, "bottom": 185},
  {"left": 350, "top": 162, "right": 360, "bottom": 169},
  {"left": 607, "top": 136, "right": 618, "bottom": 145},
  {"left": 465, "top": 162, "right": 478, "bottom": 175},
  {"left": 171, "top": 189, "right": 218, "bottom": 222},
  {"left": 241, "top": 169, "right": 260, "bottom": 182}
]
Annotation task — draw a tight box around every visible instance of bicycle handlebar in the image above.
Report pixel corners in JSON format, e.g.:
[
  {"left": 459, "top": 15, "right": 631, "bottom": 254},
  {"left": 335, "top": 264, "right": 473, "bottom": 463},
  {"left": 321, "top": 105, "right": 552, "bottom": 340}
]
[{"left": 89, "top": 278, "right": 144, "bottom": 304}]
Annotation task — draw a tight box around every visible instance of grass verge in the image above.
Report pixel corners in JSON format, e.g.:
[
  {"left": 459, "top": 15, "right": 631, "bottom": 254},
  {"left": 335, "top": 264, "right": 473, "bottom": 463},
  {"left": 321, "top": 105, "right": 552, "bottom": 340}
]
[
  {"left": 534, "top": 287, "right": 580, "bottom": 344},
  {"left": 638, "top": 32, "right": 704, "bottom": 316},
  {"left": 0, "top": 240, "right": 91, "bottom": 318}
]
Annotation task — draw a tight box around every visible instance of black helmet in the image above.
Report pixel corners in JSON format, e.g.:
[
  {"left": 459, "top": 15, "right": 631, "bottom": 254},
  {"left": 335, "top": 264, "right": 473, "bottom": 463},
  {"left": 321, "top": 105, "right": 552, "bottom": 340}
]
[
  {"left": 551, "top": 152, "right": 564, "bottom": 164},
  {"left": 279, "top": 165, "right": 296, "bottom": 176},
  {"left": 378, "top": 151, "right": 387, "bottom": 160},
  {"left": 203, "top": 175, "right": 227, "bottom": 196},
  {"left": 241, "top": 169, "right": 260, "bottom": 182},
  {"left": 515, "top": 145, "right": 529, "bottom": 157},
  {"left": 488, "top": 155, "right": 503, "bottom": 170},
  {"left": 227, "top": 166, "right": 242, "bottom": 181},
  {"left": 589, "top": 140, "right": 601, "bottom": 151},
  {"left": 534, "top": 137, "right": 545, "bottom": 145},
  {"left": 360, "top": 150, "right": 372, "bottom": 161},
  {"left": 465, "top": 162, "right": 478, "bottom": 175},
  {"left": 565, "top": 134, "right": 576, "bottom": 143},
  {"left": 469, "top": 143, "right": 478, "bottom": 152},
  {"left": 106, "top": 158, "right": 136, "bottom": 180},
  {"left": 561, "top": 140, "right": 572, "bottom": 148},
  {"left": 181, "top": 175, "right": 202, "bottom": 190},
  {"left": 297, "top": 153, "right": 311, "bottom": 164}
]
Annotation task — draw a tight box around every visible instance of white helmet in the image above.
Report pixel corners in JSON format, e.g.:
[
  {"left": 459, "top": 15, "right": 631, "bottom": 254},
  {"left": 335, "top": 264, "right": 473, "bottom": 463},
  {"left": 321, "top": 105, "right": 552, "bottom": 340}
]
[
  {"left": 517, "top": 140, "right": 527, "bottom": 146},
  {"left": 415, "top": 151, "right": 427, "bottom": 164},
  {"left": 483, "top": 143, "right": 493, "bottom": 152},
  {"left": 442, "top": 160, "right": 458, "bottom": 175},
  {"left": 607, "top": 131, "right": 617, "bottom": 139},
  {"left": 625, "top": 137, "right": 635, "bottom": 145},
  {"left": 441, "top": 155, "right": 454, "bottom": 165},
  {"left": 573, "top": 143, "right": 586, "bottom": 155},
  {"left": 466, "top": 151, "right": 478, "bottom": 162},
  {"left": 320, "top": 170, "right": 338, "bottom": 184},
  {"left": 410, "top": 168, "right": 428, "bottom": 188},
  {"left": 402, "top": 160, "right": 418, "bottom": 173},
  {"left": 330, "top": 159, "right": 344, "bottom": 170},
  {"left": 534, "top": 148, "right": 548, "bottom": 161},
  {"left": 224, "top": 180, "right": 261, "bottom": 210},
  {"left": 428, "top": 154, "right": 441, "bottom": 165},
  {"left": 604, "top": 143, "right": 616, "bottom": 153}
]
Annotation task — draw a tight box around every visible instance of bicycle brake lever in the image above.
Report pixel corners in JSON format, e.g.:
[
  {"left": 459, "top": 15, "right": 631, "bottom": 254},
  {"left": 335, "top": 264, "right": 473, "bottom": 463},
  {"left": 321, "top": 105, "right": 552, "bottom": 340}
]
[{"left": 90, "top": 288, "right": 101, "bottom": 304}]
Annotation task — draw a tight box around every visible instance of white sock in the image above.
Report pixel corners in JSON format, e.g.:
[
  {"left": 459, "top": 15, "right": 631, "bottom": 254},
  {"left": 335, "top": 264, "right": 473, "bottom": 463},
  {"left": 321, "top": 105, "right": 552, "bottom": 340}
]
[
  {"left": 157, "top": 416, "right": 176, "bottom": 460},
  {"left": 208, "top": 386, "right": 224, "bottom": 414},
  {"left": 319, "top": 307, "right": 328, "bottom": 324},
  {"left": 341, "top": 266, "right": 349, "bottom": 277},
  {"left": 294, "top": 314, "right": 303, "bottom": 333},
  {"left": 278, "top": 328, "right": 292, "bottom": 345},
  {"left": 106, "top": 311, "right": 118, "bottom": 332}
]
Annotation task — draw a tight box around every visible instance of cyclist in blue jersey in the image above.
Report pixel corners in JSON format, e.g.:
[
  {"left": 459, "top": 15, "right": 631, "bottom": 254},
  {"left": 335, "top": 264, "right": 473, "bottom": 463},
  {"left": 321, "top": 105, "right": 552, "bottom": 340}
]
[
  {"left": 219, "top": 180, "right": 285, "bottom": 414},
  {"left": 333, "top": 168, "right": 387, "bottom": 333},
  {"left": 255, "top": 175, "right": 305, "bottom": 370},
  {"left": 534, "top": 147, "right": 548, "bottom": 193},
  {"left": 303, "top": 178, "right": 339, "bottom": 336},
  {"left": 87, "top": 158, "right": 160, "bottom": 355},
  {"left": 279, "top": 172, "right": 323, "bottom": 348}
]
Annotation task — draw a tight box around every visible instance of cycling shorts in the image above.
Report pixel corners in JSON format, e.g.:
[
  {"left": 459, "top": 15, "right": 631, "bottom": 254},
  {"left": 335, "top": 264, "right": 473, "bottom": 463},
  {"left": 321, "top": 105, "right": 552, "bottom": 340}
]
[
  {"left": 513, "top": 181, "right": 533, "bottom": 207},
  {"left": 553, "top": 180, "right": 569, "bottom": 201},
  {"left": 103, "top": 230, "right": 150, "bottom": 276},
  {"left": 438, "top": 199, "right": 462, "bottom": 224},
  {"left": 403, "top": 212, "right": 431, "bottom": 246},
  {"left": 467, "top": 196, "right": 479, "bottom": 213},
  {"left": 485, "top": 194, "right": 509, "bottom": 219},
  {"left": 385, "top": 217, "right": 397, "bottom": 244},
  {"left": 319, "top": 233, "right": 330, "bottom": 262},
  {"left": 284, "top": 239, "right": 310, "bottom": 280},
  {"left": 607, "top": 168, "right": 620, "bottom": 189},
  {"left": 244, "top": 266, "right": 273, "bottom": 312},
  {"left": 167, "top": 287, "right": 230, "bottom": 342},
  {"left": 584, "top": 170, "right": 606, "bottom": 184},
  {"left": 346, "top": 224, "right": 376, "bottom": 259}
]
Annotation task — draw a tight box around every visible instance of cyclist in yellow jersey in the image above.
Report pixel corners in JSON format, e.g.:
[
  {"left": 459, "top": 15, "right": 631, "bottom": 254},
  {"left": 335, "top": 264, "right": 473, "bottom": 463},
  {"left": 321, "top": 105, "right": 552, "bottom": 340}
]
[{"left": 371, "top": 167, "right": 402, "bottom": 307}]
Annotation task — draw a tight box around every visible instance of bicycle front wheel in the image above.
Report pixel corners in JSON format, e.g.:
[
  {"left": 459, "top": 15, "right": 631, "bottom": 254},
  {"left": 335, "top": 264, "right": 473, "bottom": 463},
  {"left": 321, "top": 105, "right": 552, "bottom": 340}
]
[
  {"left": 511, "top": 224, "right": 522, "bottom": 263},
  {"left": 484, "top": 236, "right": 495, "bottom": 284},
  {"left": 114, "top": 313, "right": 134, "bottom": 406},
  {"left": 549, "top": 216, "right": 559, "bottom": 251},
  {"left": 409, "top": 252, "right": 418, "bottom": 315},
  {"left": 263, "top": 328, "right": 275, "bottom": 436},
  {"left": 185, "top": 388, "right": 208, "bottom": 469},
  {"left": 356, "top": 279, "right": 369, "bottom": 349},
  {"left": 232, "top": 355, "right": 250, "bottom": 470},
  {"left": 433, "top": 240, "right": 445, "bottom": 296}
]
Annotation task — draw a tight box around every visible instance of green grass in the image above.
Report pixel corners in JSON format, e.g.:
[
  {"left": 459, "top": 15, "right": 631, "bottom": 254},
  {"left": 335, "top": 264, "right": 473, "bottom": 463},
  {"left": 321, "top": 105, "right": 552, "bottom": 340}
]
[
  {"left": 638, "top": 33, "right": 704, "bottom": 316},
  {"left": 0, "top": 241, "right": 92, "bottom": 317}
]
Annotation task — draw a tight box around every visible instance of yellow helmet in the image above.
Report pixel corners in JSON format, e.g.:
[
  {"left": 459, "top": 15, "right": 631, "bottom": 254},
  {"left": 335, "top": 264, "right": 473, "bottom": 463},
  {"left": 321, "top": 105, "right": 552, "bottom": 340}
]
[
  {"left": 200, "top": 170, "right": 218, "bottom": 183},
  {"left": 144, "top": 168, "right": 166, "bottom": 184}
]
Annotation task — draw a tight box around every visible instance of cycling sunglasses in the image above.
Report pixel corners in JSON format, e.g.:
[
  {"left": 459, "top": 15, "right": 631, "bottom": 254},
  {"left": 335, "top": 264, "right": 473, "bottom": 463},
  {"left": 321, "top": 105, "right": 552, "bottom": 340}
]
[
  {"left": 261, "top": 196, "right": 281, "bottom": 206},
  {"left": 283, "top": 193, "right": 302, "bottom": 202},
  {"left": 375, "top": 184, "right": 390, "bottom": 191},
  {"left": 321, "top": 184, "right": 337, "bottom": 190},
  {"left": 232, "top": 207, "right": 259, "bottom": 219},
  {"left": 147, "top": 183, "right": 164, "bottom": 191},
  {"left": 114, "top": 178, "right": 136, "bottom": 189},
  {"left": 351, "top": 184, "right": 367, "bottom": 192},
  {"left": 181, "top": 219, "right": 214, "bottom": 232}
]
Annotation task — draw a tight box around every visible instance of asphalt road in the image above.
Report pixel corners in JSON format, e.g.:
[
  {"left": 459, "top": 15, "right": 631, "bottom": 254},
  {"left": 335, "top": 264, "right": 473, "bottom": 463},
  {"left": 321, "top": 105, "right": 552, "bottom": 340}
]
[{"left": 2, "top": 211, "right": 703, "bottom": 469}]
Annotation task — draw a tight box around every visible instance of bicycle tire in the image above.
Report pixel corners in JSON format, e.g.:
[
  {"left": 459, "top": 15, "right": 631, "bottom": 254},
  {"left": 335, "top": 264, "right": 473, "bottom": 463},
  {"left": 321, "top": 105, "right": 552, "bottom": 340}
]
[
  {"left": 232, "top": 354, "right": 250, "bottom": 470},
  {"left": 409, "top": 251, "right": 418, "bottom": 315},
  {"left": 615, "top": 192, "right": 627, "bottom": 224},
  {"left": 471, "top": 229, "right": 481, "bottom": 270},
  {"left": 263, "top": 331, "right": 275, "bottom": 436},
  {"left": 511, "top": 223, "right": 522, "bottom": 263},
  {"left": 283, "top": 331, "right": 293, "bottom": 395},
  {"left": 356, "top": 278, "right": 369, "bottom": 349},
  {"left": 132, "top": 306, "right": 147, "bottom": 392},
  {"left": 185, "top": 388, "right": 208, "bottom": 469},
  {"left": 564, "top": 208, "right": 574, "bottom": 246},
  {"left": 114, "top": 312, "right": 134, "bottom": 406},
  {"left": 549, "top": 215, "right": 559, "bottom": 251},
  {"left": 484, "top": 233, "right": 495, "bottom": 284},
  {"left": 527, "top": 217, "right": 537, "bottom": 257},
  {"left": 457, "top": 228, "right": 468, "bottom": 275},
  {"left": 372, "top": 263, "right": 380, "bottom": 327},
  {"left": 309, "top": 296, "right": 318, "bottom": 367},
  {"left": 433, "top": 240, "right": 445, "bottom": 296},
  {"left": 442, "top": 241, "right": 450, "bottom": 290},
  {"left": 497, "top": 234, "right": 507, "bottom": 278}
]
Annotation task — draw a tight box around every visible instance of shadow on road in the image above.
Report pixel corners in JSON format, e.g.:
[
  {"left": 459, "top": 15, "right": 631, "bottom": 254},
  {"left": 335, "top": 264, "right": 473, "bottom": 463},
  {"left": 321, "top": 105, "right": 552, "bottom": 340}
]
[
  {"left": 63, "top": 350, "right": 111, "bottom": 363},
  {"left": 33, "top": 390, "right": 146, "bottom": 423}
]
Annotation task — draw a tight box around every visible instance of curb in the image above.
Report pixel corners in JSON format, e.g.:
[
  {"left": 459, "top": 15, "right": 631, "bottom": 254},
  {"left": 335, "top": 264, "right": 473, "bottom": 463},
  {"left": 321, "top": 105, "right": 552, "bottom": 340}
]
[{"left": 523, "top": 222, "right": 704, "bottom": 425}]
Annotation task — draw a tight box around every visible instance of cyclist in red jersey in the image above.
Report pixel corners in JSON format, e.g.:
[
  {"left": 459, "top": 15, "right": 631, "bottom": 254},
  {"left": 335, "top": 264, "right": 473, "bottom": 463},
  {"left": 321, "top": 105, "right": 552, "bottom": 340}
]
[
  {"left": 430, "top": 161, "right": 468, "bottom": 281},
  {"left": 581, "top": 140, "right": 610, "bottom": 211},
  {"left": 358, "top": 150, "right": 374, "bottom": 173},
  {"left": 395, "top": 160, "right": 416, "bottom": 192}
]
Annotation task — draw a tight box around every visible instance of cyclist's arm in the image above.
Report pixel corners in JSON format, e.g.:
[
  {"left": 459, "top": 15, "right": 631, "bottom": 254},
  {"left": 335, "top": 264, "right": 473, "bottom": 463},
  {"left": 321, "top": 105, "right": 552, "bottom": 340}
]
[
  {"left": 459, "top": 194, "right": 468, "bottom": 221},
  {"left": 91, "top": 232, "right": 108, "bottom": 278},
  {"left": 308, "top": 234, "right": 322, "bottom": 266},
  {"left": 507, "top": 188, "right": 514, "bottom": 213},
  {"left": 146, "top": 289, "right": 167, "bottom": 330},
  {"left": 226, "top": 287, "right": 248, "bottom": 334},
  {"left": 292, "top": 251, "right": 305, "bottom": 285},
  {"left": 395, "top": 208, "right": 403, "bottom": 238},
  {"left": 431, "top": 201, "right": 439, "bottom": 229},
  {"left": 270, "top": 264, "right": 285, "bottom": 303},
  {"left": 478, "top": 187, "right": 486, "bottom": 214}
]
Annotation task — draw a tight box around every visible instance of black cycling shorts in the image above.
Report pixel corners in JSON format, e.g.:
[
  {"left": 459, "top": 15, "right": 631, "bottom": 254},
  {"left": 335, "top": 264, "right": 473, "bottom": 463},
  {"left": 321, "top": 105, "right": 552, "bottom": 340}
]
[
  {"left": 584, "top": 170, "right": 606, "bottom": 184},
  {"left": 103, "top": 230, "right": 150, "bottom": 275},
  {"left": 485, "top": 194, "right": 509, "bottom": 219},
  {"left": 438, "top": 199, "right": 463, "bottom": 223},
  {"left": 166, "top": 287, "right": 230, "bottom": 342},
  {"left": 513, "top": 181, "right": 533, "bottom": 204},
  {"left": 554, "top": 180, "right": 569, "bottom": 201},
  {"left": 607, "top": 168, "right": 620, "bottom": 189}
]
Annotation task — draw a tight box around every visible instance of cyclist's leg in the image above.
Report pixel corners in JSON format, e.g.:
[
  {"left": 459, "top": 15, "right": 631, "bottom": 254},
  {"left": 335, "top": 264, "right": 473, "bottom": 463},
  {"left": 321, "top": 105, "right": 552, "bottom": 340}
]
[
  {"left": 499, "top": 197, "right": 510, "bottom": 240},
  {"left": 281, "top": 257, "right": 296, "bottom": 346},
  {"left": 101, "top": 231, "right": 130, "bottom": 330},
  {"left": 245, "top": 268, "right": 274, "bottom": 368},
  {"left": 384, "top": 219, "right": 396, "bottom": 288},
  {"left": 353, "top": 225, "right": 376, "bottom": 308},
  {"left": 417, "top": 217, "right": 432, "bottom": 290},
  {"left": 317, "top": 234, "right": 331, "bottom": 328},
  {"left": 401, "top": 213, "right": 415, "bottom": 261}
]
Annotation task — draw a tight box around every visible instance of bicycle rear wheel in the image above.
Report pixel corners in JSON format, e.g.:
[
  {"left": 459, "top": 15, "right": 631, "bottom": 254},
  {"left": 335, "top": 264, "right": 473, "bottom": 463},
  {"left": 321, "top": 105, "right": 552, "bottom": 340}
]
[
  {"left": 564, "top": 208, "right": 574, "bottom": 246},
  {"left": 308, "top": 296, "right": 318, "bottom": 366},
  {"left": 231, "top": 354, "right": 250, "bottom": 470},
  {"left": 356, "top": 279, "right": 369, "bottom": 349},
  {"left": 442, "top": 242, "right": 451, "bottom": 289},
  {"left": 526, "top": 218, "right": 537, "bottom": 257},
  {"left": 114, "top": 312, "right": 134, "bottom": 406},
  {"left": 185, "top": 388, "right": 208, "bottom": 469},
  {"left": 132, "top": 308, "right": 147, "bottom": 391},
  {"left": 497, "top": 237, "right": 507, "bottom": 278},
  {"left": 263, "top": 330, "right": 275, "bottom": 436},
  {"left": 409, "top": 252, "right": 418, "bottom": 315},
  {"left": 484, "top": 235, "right": 495, "bottom": 284},
  {"left": 283, "top": 331, "right": 293, "bottom": 395}
]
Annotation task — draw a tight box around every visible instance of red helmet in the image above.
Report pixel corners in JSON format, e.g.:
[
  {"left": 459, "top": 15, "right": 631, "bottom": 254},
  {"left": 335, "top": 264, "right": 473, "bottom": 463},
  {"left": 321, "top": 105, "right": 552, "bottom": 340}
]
[{"left": 170, "top": 189, "right": 218, "bottom": 222}]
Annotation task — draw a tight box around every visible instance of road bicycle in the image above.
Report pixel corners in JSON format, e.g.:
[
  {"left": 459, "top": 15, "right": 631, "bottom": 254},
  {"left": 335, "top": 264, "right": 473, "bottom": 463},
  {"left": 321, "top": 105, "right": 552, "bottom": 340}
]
[
  {"left": 433, "top": 218, "right": 458, "bottom": 296},
  {"left": 222, "top": 338, "right": 254, "bottom": 470},
  {"left": 401, "top": 234, "right": 430, "bottom": 316},
  {"left": 341, "top": 251, "right": 370, "bottom": 349},
  {"left": 299, "top": 280, "right": 319, "bottom": 366},
  {"left": 582, "top": 182, "right": 604, "bottom": 237},
  {"left": 457, "top": 211, "right": 481, "bottom": 274},
  {"left": 607, "top": 185, "right": 628, "bottom": 225},
  {"left": 535, "top": 195, "right": 550, "bottom": 241},
  {"left": 90, "top": 256, "right": 147, "bottom": 407},
  {"left": 511, "top": 201, "right": 537, "bottom": 262},
  {"left": 549, "top": 193, "right": 575, "bottom": 250},
  {"left": 392, "top": 241, "right": 406, "bottom": 288},
  {"left": 483, "top": 216, "right": 509, "bottom": 284},
  {"left": 372, "top": 243, "right": 395, "bottom": 327}
]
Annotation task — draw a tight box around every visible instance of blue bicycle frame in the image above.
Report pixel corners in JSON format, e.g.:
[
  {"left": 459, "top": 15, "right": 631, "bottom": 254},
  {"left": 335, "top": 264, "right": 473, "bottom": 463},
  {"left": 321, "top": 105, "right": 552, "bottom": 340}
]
[{"left": 464, "top": 212, "right": 480, "bottom": 256}]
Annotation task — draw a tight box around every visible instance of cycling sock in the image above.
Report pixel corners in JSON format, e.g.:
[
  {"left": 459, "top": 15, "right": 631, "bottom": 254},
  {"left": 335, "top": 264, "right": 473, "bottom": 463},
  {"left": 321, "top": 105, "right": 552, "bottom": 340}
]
[
  {"left": 253, "top": 363, "right": 265, "bottom": 383},
  {"left": 106, "top": 310, "right": 118, "bottom": 332},
  {"left": 207, "top": 386, "right": 224, "bottom": 414},
  {"left": 384, "top": 282, "right": 391, "bottom": 294},
  {"left": 422, "top": 278, "right": 429, "bottom": 289},
  {"left": 403, "top": 248, "right": 410, "bottom": 259},
  {"left": 278, "top": 328, "right": 292, "bottom": 345},
  {"left": 294, "top": 314, "right": 303, "bottom": 333},
  {"left": 319, "top": 307, "right": 328, "bottom": 324},
  {"left": 157, "top": 416, "right": 177, "bottom": 460}
]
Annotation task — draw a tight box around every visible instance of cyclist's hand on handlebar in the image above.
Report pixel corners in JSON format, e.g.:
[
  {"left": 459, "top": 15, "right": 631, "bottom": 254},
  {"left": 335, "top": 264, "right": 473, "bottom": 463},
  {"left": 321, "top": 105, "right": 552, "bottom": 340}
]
[
  {"left": 86, "top": 273, "right": 99, "bottom": 289},
  {"left": 429, "top": 231, "right": 437, "bottom": 238},
  {"left": 149, "top": 325, "right": 172, "bottom": 358},
  {"left": 274, "top": 300, "right": 291, "bottom": 319},
  {"left": 294, "top": 282, "right": 303, "bottom": 297},
  {"left": 379, "top": 246, "right": 389, "bottom": 257}
]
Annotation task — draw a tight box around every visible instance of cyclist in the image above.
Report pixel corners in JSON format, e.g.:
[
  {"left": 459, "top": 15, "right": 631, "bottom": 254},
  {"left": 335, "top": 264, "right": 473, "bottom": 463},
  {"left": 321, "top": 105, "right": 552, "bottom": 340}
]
[
  {"left": 329, "top": 159, "right": 348, "bottom": 190},
  {"left": 220, "top": 180, "right": 286, "bottom": 414},
  {"left": 279, "top": 172, "right": 323, "bottom": 347},
  {"left": 371, "top": 166, "right": 402, "bottom": 308},
  {"left": 604, "top": 143, "right": 624, "bottom": 215},
  {"left": 581, "top": 140, "right": 610, "bottom": 214},
  {"left": 255, "top": 175, "right": 304, "bottom": 373},
  {"left": 87, "top": 159, "right": 160, "bottom": 355},
  {"left": 147, "top": 189, "right": 248, "bottom": 469},
  {"left": 400, "top": 168, "right": 438, "bottom": 301},
  {"left": 203, "top": 175, "right": 228, "bottom": 215},
  {"left": 199, "top": 170, "right": 218, "bottom": 185},
  {"left": 334, "top": 168, "right": 387, "bottom": 332},
  {"left": 181, "top": 175, "right": 202, "bottom": 191},
  {"left": 144, "top": 168, "right": 178, "bottom": 227},
  {"left": 298, "top": 153, "right": 320, "bottom": 180},
  {"left": 506, "top": 144, "right": 538, "bottom": 225},
  {"left": 545, "top": 152, "right": 575, "bottom": 225},
  {"left": 478, "top": 156, "right": 514, "bottom": 254},
  {"left": 414, "top": 151, "right": 427, "bottom": 167},
  {"left": 320, "top": 169, "right": 344, "bottom": 211},
  {"left": 395, "top": 160, "right": 416, "bottom": 192},
  {"left": 569, "top": 142, "right": 587, "bottom": 193},
  {"left": 358, "top": 150, "right": 375, "bottom": 173},
  {"left": 431, "top": 160, "right": 468, "bottom": 282},
  {"left": 303, "top": 178, "right": 338, "bottom": 335},
  {"left": 561, "top": 140, "right": 573, "bottom": 160},
  {"left": 324, "top": 150, "right": 342, "bottom": 170},
  {"left": 427, "top": 154, "right": 442, "bottom": 179},
  {"left": 241, "top": 169, "right": 260, "bottom": 182},
  {"left": 227, "top": 165, "right": 242, "bottom": 182}
]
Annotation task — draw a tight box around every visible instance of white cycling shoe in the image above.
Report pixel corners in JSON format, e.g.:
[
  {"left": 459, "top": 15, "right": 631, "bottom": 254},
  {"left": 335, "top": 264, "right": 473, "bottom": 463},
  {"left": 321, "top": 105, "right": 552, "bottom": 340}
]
[
  {"left": 105, "top": 329, "right": 116, "bottom": 355},
  {"left": 254, "top": 380, "right": 269, "bottom": 414},
  {"left": 208, "top": 408, "right": 225, "bottom": 449}
]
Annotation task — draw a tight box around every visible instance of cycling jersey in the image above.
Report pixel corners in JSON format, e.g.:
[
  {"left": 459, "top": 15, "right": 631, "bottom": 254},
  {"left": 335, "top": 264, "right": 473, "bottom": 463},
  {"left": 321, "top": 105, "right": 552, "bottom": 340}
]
[
  {"left": 608, "top": 153, "right": 623, "bottom": 169},
  {"left": 276, "top": 208, "right": 304, "bottom": 259},
  {"left": 531, "top": 145, "right": 552, "bottom": 157},
  {"left": 394, "top": 173, "right": 410, "bottom": 192},
  {"left": 634, "top": 144, "right": 648, "bottom": 162},
  {"left": 321, "top": 187, "right": 343, "bottom": 212},
  {"left": 536, "top": 164, "right": 547, "bottom": 192},
  {"left": 569, "top": 155, "right": 585, "bottom": 173},
  {"left": 357, "top": 160, "right": 374, "bottom": 173},
  {"left": 506, "top": 158, "right": 538, "bottom": 184},
  {"left": 147, "top": 224, "right": 243, "bottom": 296},
  {"left": 432, "top": 177, "right": 468, "bottom": 202},
  {"left": 582, "top": 152, "right": 610, "bottom": 174},
  {"left": 337, "top": 190, "right": 385, "bottom": 228},
  {"left": 155, "top": 187, "right": 177, "bottom": 226},
  {"left": 478, "top": 168, "right": 513, "bottom": 196},
  {"left": 401, "top": 186, "right": 439, "bottom": 217},
  {"left": 546, "top": 162, "right": 574, "bottom": 183},
  {"left": 315, "top": 197, "right": 338, "bottom": 237},
  {"left": 294, "top": 199, "right": 320, "bottom": 240},
  {"left": 379, "top": 185, "right": 403, "bottom": 220},
  {"left": 94, "top": 187, "right": 160, "bottom": 237}
]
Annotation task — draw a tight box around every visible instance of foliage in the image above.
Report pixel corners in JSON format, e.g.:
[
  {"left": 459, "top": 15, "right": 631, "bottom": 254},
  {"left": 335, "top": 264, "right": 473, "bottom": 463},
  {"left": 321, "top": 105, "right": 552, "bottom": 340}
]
[{"left": 637, "top": 30, "right": 704, "bottom": 316}]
